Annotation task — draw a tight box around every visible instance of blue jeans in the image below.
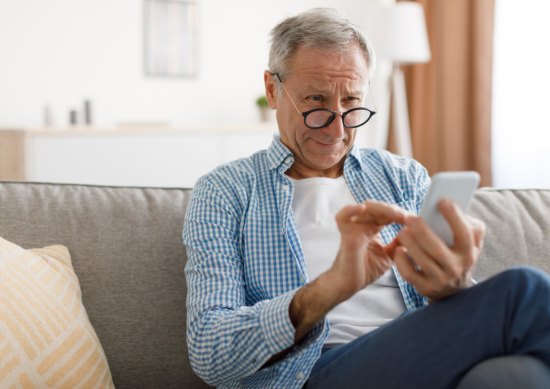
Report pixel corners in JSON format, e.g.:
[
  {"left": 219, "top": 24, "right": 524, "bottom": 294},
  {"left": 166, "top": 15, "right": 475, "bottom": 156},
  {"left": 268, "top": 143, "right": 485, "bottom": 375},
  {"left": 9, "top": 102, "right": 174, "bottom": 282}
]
[{"left": 304, "top": 266, "right": 550, "bottom": 389}]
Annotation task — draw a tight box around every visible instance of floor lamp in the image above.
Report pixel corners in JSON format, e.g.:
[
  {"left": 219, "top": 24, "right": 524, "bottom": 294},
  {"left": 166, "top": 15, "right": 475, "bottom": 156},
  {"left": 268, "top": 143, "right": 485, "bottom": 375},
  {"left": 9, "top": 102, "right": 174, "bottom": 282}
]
[{"left": 379, "top": 2, "right": 431, "bottom": 158}]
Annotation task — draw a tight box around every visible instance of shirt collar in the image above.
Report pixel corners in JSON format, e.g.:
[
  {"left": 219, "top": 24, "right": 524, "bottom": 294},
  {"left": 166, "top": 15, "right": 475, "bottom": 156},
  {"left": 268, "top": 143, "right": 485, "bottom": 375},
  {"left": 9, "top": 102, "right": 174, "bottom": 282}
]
[
  {"left": 346, "top": 143, "right": 367, "bottom": 172},
  {"left": 267, "top": 135, "right": 293, "bottom": 173},
  {"left": 266, "top": 134, "right": 367, "bottom": 174}
]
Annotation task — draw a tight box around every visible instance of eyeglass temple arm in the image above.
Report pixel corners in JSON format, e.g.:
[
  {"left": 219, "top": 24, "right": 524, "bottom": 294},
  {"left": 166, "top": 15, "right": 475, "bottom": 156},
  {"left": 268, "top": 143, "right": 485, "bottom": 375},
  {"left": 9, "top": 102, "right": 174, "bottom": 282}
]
[
  {"left": 368, "top": 81, "right": 378, "bottom": 113},
  {"left": 270, "top": 72, "right": 302, "bottom": 115}
]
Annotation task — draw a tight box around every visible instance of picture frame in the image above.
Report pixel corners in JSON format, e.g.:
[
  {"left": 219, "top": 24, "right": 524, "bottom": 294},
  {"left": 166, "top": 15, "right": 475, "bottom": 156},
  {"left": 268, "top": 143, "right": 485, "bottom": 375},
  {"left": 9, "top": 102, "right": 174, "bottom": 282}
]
[{"left": 144, "top": 0, "right": 199, "bottom": 78}]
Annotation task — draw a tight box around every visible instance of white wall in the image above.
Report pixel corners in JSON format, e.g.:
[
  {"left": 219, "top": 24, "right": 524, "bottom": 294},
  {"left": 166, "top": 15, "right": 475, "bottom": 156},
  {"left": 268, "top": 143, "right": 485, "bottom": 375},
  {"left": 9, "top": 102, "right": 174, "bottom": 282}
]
[{"left": 0, "top": 0, "right": 393, "bottom": 149}]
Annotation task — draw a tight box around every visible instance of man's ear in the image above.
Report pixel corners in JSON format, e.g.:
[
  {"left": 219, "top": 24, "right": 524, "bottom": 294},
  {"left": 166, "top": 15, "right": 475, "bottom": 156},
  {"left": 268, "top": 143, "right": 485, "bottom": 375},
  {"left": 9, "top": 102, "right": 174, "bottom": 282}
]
[{"left": 264, "top": 70, "right": 278, "bottom": 110}]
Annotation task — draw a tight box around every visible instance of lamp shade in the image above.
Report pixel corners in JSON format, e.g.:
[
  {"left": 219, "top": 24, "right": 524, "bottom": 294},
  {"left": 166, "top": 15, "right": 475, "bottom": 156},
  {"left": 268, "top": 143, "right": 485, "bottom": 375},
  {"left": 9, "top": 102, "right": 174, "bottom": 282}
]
[{"left": 377, "top": 1, "right": 431, "bottom": 64}]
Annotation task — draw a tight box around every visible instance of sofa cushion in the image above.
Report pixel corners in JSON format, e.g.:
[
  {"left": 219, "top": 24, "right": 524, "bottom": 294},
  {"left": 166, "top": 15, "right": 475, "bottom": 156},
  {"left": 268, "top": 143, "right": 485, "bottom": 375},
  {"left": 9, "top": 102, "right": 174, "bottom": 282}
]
[
  {"left": 0, "top": 237, "right": 114, "bottom": 388},
  {"left": 0, "top": 181, "right": 211, "bottom": 389}
]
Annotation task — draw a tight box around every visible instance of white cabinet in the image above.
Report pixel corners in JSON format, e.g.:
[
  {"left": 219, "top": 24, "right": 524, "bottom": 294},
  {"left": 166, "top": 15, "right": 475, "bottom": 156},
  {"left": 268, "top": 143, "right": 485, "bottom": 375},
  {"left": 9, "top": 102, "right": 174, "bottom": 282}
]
[{"left": 0, "top": 124, "right": 277, "bottom": 188}]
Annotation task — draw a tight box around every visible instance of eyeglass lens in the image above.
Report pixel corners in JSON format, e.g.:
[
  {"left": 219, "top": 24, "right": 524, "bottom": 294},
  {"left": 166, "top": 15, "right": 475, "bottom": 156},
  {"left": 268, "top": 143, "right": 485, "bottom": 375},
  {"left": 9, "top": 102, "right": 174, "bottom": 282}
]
[{"left": 305, "top": 108, "right": 372, "bottom": 129}]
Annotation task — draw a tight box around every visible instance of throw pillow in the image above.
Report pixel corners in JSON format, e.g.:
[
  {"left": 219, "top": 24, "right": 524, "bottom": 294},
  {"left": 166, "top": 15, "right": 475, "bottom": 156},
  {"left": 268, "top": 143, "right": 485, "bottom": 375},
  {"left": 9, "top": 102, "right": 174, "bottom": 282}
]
[{"left": 0, "top": 236, "right": 115, "bottom": 388}]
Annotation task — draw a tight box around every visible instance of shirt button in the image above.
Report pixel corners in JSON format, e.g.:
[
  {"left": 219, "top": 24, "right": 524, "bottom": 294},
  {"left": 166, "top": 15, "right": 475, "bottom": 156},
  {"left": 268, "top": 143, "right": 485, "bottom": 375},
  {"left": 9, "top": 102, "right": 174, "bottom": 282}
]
[
  {"left": 282, "top": 185, "right": 289, "bottom": 190},
  {"left": 284, "top": 157, "right": 292, "bottom": 164},
  {"left": 296, "top": 372, "right": 305, "bottom": 380}
]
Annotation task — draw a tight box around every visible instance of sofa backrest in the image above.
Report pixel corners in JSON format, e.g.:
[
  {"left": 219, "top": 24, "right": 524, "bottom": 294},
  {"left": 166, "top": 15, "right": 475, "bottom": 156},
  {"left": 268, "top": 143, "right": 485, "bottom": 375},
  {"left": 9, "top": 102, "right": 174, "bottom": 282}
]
[
  {"left": 468, "top": 188, "right": 550, "bottom": 280},
  {"left": 1, "top": 181, "right": 549, "bottom": 388}
]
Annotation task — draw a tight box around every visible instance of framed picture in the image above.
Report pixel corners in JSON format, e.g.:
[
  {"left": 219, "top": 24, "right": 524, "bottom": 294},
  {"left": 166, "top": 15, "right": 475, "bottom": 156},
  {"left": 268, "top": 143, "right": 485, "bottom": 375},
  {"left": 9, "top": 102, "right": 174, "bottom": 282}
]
[{"left": 144, "top": 0, "right": 199, "bottom": 78}]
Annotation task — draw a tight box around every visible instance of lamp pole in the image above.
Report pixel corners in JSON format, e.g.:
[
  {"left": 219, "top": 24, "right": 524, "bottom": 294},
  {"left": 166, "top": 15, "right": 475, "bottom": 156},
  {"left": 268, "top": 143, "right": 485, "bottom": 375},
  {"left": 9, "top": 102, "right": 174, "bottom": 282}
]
[
  {"left": 391, "top": 64, "right": 413, "bottom": 158},
  {"left": 377, "top": 1, "right": 430, "bottom": 158}
]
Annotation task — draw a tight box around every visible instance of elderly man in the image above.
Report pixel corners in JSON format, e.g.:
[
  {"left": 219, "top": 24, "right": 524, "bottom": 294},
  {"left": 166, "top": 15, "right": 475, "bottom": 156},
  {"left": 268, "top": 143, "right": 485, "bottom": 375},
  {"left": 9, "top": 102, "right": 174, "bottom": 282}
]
[{"left": 183, "top": 8, "right": 550, "bottom": 389}]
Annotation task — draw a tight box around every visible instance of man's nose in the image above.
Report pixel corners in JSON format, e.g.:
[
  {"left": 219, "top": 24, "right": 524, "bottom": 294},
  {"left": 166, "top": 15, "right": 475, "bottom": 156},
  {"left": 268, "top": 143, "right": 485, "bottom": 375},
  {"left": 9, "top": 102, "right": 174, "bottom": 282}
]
[{"left": 322, "top": 109, "right": 345, "bottom": 138}]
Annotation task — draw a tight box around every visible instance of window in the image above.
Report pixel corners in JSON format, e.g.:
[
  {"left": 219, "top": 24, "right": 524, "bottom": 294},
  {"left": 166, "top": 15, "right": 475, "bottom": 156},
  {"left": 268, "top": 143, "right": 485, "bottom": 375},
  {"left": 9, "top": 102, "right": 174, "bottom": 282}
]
[{"left": 492, "top": 0, "right": 550, "bottom": 188}]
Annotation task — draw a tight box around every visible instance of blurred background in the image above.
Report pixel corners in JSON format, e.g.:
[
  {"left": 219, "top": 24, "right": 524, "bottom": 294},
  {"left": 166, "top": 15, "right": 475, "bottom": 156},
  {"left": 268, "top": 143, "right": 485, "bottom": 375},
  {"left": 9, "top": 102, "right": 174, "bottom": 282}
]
[{"left": 0, "top": 0, "right": 548, "bottom": 188}]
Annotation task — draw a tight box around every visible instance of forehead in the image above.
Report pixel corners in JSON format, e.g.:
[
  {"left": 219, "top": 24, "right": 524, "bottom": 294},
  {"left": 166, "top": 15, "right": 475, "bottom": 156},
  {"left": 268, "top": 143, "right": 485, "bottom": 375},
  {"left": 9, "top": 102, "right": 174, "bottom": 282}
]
[{"left": 288, "top": 44, "right": 369, "bottom": 90}]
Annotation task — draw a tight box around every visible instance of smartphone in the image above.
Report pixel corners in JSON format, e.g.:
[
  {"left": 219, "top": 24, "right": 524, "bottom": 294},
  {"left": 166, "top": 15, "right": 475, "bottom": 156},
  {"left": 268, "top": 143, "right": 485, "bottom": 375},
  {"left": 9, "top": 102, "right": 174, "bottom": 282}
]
[{"left": 419, "top": 171, "right": 480, "bottom": 247}]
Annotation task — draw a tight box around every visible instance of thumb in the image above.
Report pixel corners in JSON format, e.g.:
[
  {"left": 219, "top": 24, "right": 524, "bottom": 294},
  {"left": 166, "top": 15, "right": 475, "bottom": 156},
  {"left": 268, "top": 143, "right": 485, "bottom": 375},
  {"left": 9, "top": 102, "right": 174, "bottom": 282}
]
[{"left": 384, "top": 237, "right": 400, "bottom": 258}]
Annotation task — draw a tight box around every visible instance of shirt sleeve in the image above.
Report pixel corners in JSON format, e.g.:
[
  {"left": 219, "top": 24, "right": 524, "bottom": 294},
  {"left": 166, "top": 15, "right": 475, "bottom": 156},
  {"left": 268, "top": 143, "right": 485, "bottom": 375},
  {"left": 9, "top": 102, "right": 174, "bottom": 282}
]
[{"left": 183, "top": 176, "right": 318, "bottom": 386}]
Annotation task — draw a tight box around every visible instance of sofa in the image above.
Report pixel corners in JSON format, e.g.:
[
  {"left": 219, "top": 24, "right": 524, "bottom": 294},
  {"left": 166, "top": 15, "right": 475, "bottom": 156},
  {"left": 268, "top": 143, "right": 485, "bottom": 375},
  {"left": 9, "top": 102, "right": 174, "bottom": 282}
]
[{"left": 0, "top": 180, "right": 549, "bottom": 388}]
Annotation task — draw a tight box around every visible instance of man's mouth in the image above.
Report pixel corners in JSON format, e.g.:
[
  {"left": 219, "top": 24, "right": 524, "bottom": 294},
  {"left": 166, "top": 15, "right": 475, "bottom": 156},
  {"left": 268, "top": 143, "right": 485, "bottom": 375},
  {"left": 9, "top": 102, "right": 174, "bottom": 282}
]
[{"left": 312, "top": 139, "right": 340, "bottom": 146}]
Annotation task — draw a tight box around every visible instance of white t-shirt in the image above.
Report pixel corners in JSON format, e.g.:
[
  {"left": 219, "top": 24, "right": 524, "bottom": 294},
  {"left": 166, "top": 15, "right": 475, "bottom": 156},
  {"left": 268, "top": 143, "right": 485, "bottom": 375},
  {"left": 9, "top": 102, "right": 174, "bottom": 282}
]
[{"left": 288, "top": 175, "right": 407, "bottom": 348}]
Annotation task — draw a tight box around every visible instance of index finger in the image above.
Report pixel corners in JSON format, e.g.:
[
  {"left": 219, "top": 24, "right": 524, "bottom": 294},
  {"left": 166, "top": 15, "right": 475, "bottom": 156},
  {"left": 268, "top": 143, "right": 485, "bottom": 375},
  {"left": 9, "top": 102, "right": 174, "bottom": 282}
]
[
  {"left": 351, "top": 200, "right": 411, "bottom": 226},
  {"left": 439, "top": 200, "right": 475, "bottom": 253}
]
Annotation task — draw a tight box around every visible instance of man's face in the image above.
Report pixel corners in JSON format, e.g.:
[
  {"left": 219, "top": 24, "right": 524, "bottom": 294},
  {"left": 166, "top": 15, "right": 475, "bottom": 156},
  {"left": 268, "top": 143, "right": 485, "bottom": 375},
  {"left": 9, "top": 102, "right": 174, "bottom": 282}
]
[{"left": 264, "top": 43, "right": 369, "bottom": 178}]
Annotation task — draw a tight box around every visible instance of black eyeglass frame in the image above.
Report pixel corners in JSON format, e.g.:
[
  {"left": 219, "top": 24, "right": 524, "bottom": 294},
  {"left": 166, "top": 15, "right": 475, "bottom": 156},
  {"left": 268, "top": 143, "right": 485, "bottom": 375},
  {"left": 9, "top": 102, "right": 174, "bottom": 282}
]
[{"left": 271, "top": 72, "right": 378, "bottom": 130}]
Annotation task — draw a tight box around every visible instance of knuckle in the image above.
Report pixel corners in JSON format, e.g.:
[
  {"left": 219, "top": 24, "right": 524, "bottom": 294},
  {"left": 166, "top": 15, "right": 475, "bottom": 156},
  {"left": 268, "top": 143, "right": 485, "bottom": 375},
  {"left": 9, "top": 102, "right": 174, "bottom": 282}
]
[{"left": 433, "top": 246, "right": 447, "bottom": 259}]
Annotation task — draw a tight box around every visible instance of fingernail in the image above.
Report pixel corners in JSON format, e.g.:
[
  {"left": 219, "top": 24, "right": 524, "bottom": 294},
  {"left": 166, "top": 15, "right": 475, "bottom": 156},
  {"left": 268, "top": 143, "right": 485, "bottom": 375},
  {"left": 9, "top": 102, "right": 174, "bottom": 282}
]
[{"left": 442, "top": 199, "right": 453, "bottom": 210}]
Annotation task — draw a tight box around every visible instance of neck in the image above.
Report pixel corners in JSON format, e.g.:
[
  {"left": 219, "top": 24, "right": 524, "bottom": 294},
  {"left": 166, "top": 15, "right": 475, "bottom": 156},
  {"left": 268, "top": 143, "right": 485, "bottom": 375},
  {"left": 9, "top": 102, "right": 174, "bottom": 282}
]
[{"left": 285, "top": 160, "right": 345, "bottom": 180}]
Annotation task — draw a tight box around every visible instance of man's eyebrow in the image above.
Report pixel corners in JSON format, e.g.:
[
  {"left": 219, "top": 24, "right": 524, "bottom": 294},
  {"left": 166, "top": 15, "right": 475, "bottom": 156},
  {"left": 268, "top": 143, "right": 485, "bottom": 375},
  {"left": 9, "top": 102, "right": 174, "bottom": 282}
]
[{"left": 345, "top": 90, "right": 365, "bottom": 97}]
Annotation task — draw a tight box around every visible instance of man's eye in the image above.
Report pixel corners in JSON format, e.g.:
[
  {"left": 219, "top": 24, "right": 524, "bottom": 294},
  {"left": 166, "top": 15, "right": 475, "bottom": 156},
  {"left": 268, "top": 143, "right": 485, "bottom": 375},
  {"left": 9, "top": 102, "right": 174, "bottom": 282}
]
[{"left": 308, "top": 96, "right": 322, "bottom": 101}]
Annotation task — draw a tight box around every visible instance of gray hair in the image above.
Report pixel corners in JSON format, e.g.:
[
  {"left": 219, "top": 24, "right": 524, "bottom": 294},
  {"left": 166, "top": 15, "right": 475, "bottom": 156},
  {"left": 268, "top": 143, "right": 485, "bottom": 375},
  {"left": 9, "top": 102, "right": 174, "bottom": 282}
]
[{"left": 268, "top": 8, "right": 376, "bottom": 91}]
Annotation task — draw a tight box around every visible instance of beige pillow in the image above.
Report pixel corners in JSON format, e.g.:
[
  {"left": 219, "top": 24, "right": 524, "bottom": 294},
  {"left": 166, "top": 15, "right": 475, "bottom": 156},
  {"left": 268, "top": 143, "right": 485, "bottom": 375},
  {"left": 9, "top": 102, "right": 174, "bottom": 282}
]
[{"left": 0, "top": 236, "right": 114, "bottom": 388}]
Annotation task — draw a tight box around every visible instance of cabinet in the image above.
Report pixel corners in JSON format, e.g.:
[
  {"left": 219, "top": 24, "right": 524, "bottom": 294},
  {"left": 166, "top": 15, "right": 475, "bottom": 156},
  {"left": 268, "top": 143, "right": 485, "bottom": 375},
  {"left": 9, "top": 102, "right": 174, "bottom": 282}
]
[{"left": 0, "top": 124, "right": 278, "bottom": 188}]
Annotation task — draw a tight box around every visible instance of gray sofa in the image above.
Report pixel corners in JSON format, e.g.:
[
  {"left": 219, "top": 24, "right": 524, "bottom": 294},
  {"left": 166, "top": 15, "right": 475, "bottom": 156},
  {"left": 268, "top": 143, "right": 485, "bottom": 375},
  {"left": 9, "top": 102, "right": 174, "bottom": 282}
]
[{"left": 0, "top": 180, "right": 549, "bottom": 388}]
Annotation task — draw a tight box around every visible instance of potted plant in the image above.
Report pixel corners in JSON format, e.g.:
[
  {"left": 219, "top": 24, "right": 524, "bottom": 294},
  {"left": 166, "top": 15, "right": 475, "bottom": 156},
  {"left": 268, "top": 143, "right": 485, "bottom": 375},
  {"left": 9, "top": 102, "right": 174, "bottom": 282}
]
[{"left": 256, "top": 96, "right": 273, "bottom": 122}]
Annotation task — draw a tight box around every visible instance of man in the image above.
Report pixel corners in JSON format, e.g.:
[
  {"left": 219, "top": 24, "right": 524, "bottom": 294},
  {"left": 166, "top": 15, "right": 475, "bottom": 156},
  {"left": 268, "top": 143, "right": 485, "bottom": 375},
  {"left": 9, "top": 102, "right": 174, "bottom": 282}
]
[{"left": 183, "top": 8, "right": 550, "bottom": 389}]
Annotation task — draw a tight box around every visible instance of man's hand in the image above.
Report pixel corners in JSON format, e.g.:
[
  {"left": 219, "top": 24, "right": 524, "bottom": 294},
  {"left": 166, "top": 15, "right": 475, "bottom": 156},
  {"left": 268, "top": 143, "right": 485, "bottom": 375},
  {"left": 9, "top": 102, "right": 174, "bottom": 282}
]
[
  {"left": 327, "top": 201, "right": 410, "bottom": 301},
  {"left": 394, "top": 199, "right": 486, "bottom": 302},
  {"left": 287, "top": 201, "right": 410, "bottom": 346}
]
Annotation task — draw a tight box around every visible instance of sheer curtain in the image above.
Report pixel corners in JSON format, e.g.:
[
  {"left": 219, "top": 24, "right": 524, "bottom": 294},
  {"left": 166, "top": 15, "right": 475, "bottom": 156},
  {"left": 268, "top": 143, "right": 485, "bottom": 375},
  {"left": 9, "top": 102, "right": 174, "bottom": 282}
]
[{"left": 492, "top": 0, "right": 550, "bottom": 188}]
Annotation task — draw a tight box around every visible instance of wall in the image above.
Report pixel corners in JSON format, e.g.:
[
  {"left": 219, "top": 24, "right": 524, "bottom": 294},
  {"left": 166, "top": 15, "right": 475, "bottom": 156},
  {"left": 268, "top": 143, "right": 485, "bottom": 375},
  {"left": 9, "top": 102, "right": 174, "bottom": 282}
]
[{"left": 0, "top": 0, "right": 393, "bottom": 150}]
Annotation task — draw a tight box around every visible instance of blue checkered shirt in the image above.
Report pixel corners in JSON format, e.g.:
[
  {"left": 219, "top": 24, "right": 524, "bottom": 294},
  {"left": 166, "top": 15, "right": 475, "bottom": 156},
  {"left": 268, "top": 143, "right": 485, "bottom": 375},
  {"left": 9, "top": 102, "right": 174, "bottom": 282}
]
[{"left": 183, "top": 135, "right": 431, "bottom": 388}]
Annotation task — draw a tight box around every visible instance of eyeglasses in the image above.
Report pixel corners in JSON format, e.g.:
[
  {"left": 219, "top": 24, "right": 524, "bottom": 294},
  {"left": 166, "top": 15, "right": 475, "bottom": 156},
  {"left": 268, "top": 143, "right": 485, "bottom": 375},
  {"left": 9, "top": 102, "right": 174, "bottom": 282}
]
[{"left": 271, "top": 72, "right": 377, "bottom": 130}]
